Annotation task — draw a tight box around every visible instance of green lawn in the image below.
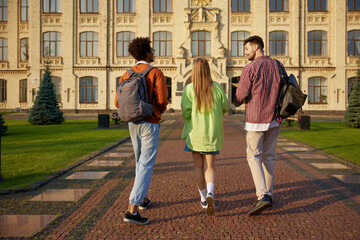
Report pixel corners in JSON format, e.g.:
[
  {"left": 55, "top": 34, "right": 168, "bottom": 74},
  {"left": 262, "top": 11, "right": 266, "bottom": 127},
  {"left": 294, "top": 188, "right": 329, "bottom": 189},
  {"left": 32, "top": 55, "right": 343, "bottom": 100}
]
[
  {"left": 0, "top": 119, "right": 129, "bottom": 190},
  {"left": 280, "top": 121, "right": 360, "bottom": 165}
]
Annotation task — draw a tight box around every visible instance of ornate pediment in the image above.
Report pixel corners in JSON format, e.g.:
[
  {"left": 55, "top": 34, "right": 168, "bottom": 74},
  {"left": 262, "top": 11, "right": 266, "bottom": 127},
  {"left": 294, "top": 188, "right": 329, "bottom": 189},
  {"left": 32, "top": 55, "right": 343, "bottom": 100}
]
[
  {"left": 192, "top": 0, "right": 212, "bottom": 7},
  {"left": 186, "top": 7, "right": 219, "bottom": 23}
]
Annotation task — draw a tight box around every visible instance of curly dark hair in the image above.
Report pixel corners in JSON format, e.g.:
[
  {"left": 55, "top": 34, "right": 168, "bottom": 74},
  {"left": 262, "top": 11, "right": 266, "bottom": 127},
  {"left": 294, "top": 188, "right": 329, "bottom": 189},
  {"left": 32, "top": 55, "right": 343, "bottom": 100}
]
[{"left": 128, "top": 37, "right": 152, "bottom": 61}]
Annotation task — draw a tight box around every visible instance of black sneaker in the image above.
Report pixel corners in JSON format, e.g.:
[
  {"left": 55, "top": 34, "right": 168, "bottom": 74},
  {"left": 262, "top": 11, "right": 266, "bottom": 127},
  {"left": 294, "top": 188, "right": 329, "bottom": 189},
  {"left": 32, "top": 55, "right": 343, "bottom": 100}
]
[
  {"left": 123, "top": 211, "right": 149, "bottom": 225},
  {"left": 248, "top": 194, "right": 272, "bottom": 216},
  {"left": 139, "top": 198, "right": 151, "bottom": 210},
  {"left": 206, "top": 193, "right": 215, "bottom": 216},
  {"left": 200, "top": 201, "right": 207, "bottom": 209}
]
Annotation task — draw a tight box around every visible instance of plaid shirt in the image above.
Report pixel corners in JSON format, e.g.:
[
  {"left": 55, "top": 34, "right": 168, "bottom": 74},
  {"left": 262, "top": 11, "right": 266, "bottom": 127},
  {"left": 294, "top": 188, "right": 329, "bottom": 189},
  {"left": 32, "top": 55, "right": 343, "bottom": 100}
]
[{"left": 236, "top": 56, "right": 283, "bottom": 125}]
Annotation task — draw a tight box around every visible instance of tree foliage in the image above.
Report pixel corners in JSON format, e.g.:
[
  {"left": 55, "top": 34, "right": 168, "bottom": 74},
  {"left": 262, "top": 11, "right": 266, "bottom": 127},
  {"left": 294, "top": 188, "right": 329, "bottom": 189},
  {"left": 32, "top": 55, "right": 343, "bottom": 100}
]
[
  {"left": 28, "top": 67, "right": 64, "bottom": 125},
  {"left": 344, "top": 67, "right": 360, "bottom": 128},
  {"left": 0, "top": 114, "right": 7, "bottom": 135}
]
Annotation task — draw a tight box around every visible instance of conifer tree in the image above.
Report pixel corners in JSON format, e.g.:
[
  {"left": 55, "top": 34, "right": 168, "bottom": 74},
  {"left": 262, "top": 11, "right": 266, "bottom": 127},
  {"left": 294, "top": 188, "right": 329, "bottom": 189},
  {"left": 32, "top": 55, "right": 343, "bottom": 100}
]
[
  {"left": 344, "top": 67, "right": 360, "bottom": 128},
  {"left": 0, "top": 114, "right": 7, "bottom": 135},
  {"left": 28, "top": 65, "right": 64, "bottom": 125}
]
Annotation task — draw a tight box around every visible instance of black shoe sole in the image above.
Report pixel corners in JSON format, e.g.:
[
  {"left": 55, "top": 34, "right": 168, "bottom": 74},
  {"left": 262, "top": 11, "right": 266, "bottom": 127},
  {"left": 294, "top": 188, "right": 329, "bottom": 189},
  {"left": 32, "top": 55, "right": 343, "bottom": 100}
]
[
  {"left": 123, "top": 217, "right": 149, "bottom": 225},
  {"left": 248, "top": 202, "right": 271, "bottom": 216},
  {"left": 206, "top": 196, "right": 215, "bottom": 216},
  {"left": 139, "top": 201, "right": 151, "bottom": 210}
]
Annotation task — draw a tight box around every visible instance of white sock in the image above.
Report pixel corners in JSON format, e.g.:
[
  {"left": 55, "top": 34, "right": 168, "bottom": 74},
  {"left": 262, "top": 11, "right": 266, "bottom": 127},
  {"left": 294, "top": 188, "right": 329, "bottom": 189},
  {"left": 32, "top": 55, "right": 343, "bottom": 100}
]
[
  {"left": 199, "top": 189, "right": 206, "bottom": 202},
  {"left": 207, "top": 182, "right": 214, "bottom": 196}
]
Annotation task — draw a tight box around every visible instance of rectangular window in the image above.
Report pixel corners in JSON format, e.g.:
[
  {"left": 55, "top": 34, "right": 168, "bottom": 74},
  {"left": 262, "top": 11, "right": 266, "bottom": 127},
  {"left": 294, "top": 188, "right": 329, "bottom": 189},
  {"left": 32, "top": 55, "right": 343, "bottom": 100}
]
[
  {"left": 117, "top": 0, "right": 135, "bottom": 13},
  {"left": 308, "top": 0, "right": 327, "bottom": 11},
  {"left": 231, "top": 0, "right": 250, "bottom": 12},
  {"left": 21, "top": 0, "right": 29, "bottom": 21},
  {"left": 154, "top": 0, "right": 172, "bottom": 13},
  {"left": 0, "top": 0, "right": 8, "bottom": 21},
  {"left": 269, "top": 0, "right": 288, "bottom": 12},
  {"left": 80, "top": 77, "right": 98, "bottom": 102},
  {"left": 348, "top": 0, "right": 360, "bottom": 11},
  {"left": 0, "top": 38, "right": 7, "bottom": 61},
  {"left": 21, "top": 38, "right": 29, "bottom": 62},
  {"left": 153, "top": 32, "right": 172, "bottom": 57},
  {"left": 43, "top": 32, "right": 61, "bottom": 57},
  {"left": 80, "top": 0, "right": 99, "bottom": 13},
  {"left": 117, "top": 32, "right": 135, "bottom": 57},
  {"left": 80, "top": 32, "right": 98, "bottom": 57},
  {"left": 20, "top": 79, "right": 27, "bottom": 103},
  {"left": 0, "top": 79, "right": 6, "bottom": 102},
  {"left": 44, "top": 0, "right": 61, "bottom": 13}
]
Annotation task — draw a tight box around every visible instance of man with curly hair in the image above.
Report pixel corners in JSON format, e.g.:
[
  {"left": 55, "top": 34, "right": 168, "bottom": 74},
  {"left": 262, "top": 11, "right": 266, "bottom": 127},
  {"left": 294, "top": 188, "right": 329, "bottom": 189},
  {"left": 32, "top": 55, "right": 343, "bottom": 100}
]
[{"left": 115, "top": 37, "right": 168, "bottom": 225}]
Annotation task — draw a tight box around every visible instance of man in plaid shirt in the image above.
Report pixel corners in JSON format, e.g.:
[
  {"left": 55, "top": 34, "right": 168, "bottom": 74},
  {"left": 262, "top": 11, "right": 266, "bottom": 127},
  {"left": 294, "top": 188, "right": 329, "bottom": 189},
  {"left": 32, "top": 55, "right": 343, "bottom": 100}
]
[{"left": 236, "top": 35, "right": 284, "bottom": 216}]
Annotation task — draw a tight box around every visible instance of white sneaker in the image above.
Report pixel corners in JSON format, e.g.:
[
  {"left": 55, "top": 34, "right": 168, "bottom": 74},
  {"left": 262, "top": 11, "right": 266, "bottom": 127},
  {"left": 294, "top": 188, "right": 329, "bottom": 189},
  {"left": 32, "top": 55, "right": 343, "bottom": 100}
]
[{"left": 206, "top": 193, "right": 215, "bottom": 216}]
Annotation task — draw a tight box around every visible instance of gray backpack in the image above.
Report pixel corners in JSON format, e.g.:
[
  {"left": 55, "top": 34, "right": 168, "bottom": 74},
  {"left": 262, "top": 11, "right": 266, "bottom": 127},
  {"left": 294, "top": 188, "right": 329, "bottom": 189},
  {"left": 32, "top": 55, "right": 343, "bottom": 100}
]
[{"left": 117, "top": 66, "right": 154, "bottom": 122}]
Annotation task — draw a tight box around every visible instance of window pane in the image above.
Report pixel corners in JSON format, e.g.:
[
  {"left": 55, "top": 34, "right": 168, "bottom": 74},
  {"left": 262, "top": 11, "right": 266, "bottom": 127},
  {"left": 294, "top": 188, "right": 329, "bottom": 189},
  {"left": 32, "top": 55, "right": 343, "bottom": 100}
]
[
  {"left": 3, "top": 46, "right": 7, "bottom": 60},
  {"left": 308, "top": 42, "right": 313, "bottom": 56},
  {"left": 154, "top": 41, "right": 159, "bottom": 56},
  {"left": 118, "top": 0, "right": 123, "bottom": 12},
  {"left": 160, "top": 0, "right": 165, "bottom": 12},
  {"left": 94, "top": 0, "right": 99, "bottom": 12},
  {"left": 355, "top": 41, "right": 360, "bottom": 55},
  {"left": 199, "top": 42, "right": 204, "bottom": 56},
  {"left": 308, "top": 0, "right": 314, "bottom": 11},
  {"left": 130, "top": 0, "right": 135, "bottom": 12},
  {"left": 239, "top": 0, "right": 244, "bottom": 11},
  {"left": 57, "top": 41, "right": 61, "bottom": 56},
  {"left": 167, "top": 41, "right": 172, "bottom": 56},
  {"left": 154, "top": 0, "right": 159, "bottom": 12},
  {"left": 357, "top": 0, "right": 360, "bottom": 10},
  {"left": 276, "top": 0, "right": 281, "bottom": 11},
  {"left": 322, "top": 0, "right": 327, "bottom": 11},
  {"left": 245, "top": 0, "right": 250, "bottom": 11},
  {"left": 315, "top": 41, "right": 320, "bottom": 55},
  {"left": 124, "top": 0, "right": 129, "bottom": 12},
  {"left": 205, "top": 41, "right": 211, "bottom": 56},
  {"left": 44, "top": 0, "right": 49, "bottom": 12},
  {"left": 94, "top": 85, "right": 98, "bottom": 101},
  {"left": 284, "top": 40, "right": 288, "bottom": 55},
  {"left": 192, "top": 41, "right": 197, "bottom": 56},
  {"left": 321, "top": 41, "right": 326, "bottom": 56},
  {"left": 94, "top": 42, "right": 98, "bottom": 56},
  {"left": 284, "top": 0, "right": 289, "bottom": 11},
  {"left": 160, "top": 31, "right": 166, "bottom": 40},
  {"left": 270, "top": 0, "right": 275, "bottom": 11},
  {"left": 93, "top": 33, "right": 98, "bottom": 41},
  {"left": 167, "top": 0, "right": 172, "bottom": 12},
  {"left": 231, "top": 41, "right": 237, "bottom": 56},
  {"left": 124, "top": 42, "right": 129, "bottom": 56},
  {"left": 239, "top": 42, "right": 244, "bottom": 56},
  {"left": 167, "top": 32, "right": 172, "bottom": 40},
  {"left": 199, "top": 31, "right": 205, "bottom": 40},
  {"left": 57, "top": 0, "right": 61, "bottom": 12},
  {"left": 231, "top": 0, "right": 237, "bottom": 12}
]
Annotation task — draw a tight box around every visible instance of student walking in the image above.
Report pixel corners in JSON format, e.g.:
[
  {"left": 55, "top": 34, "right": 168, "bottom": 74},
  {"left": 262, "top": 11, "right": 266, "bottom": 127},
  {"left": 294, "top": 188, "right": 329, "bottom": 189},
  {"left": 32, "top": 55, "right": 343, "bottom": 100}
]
[
  {"left": 115, "top": 37, "right": 168, "bottom": 225},
  {"left": 181, "top": 58, "right": 229, "bottom": 216},
  {"left": 236, "top": 36, "right": 284, "bottom": 216}
]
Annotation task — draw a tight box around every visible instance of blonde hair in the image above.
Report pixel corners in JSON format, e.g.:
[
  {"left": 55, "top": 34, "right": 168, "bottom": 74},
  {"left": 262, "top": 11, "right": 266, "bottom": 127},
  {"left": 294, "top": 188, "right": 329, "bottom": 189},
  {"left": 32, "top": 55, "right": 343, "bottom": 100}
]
[{"left": 191, "top": 58, "right": 214, "bottom": 113}]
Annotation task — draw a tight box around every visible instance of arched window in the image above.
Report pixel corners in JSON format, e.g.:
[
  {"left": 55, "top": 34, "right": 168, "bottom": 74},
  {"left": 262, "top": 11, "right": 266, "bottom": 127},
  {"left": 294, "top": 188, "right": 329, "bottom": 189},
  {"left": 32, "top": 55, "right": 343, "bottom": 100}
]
[
  {"left": 19, "top": 79, "right": 27, "bottom": 103},
  {"left": 80, "top": 32, "right": 99, "bottom": 57},
  {"left": 269, "top": 0, "right": 288, "bottom": 12},
  {"left": 52, "top": 76, "right": 61, "bottom": 102},
  {"left": 348, "top": 30, "right": 360, "bottom": 56},
  {"left": 153, "top": 0, "right": 172, "bottom": 12},
  {"left": 231, "top": 31, "right": 250, "bottom": 57},
  {"left": 308, "top": 77, "right": 327, "bottom": 104},
  {"left": 117, "top": 32, "right": 135, "bottom": 57},
  {"left": 21, "top": 0, "right": 29, "bottom": 21},
  {"left": 80, "top": 0, "right": 99, "bottom": 13},
  {"left": 117, "top": 0, "right": 135, "bottom": 13},
  {"left": 308, "top": 31, "right": 327, "bottom": 56},
  {"left": 192, "top": 31, "right": 211, "bottom": 57},
  {"left": 0, "top": 38, "right": 7, "bottom": 61},
  {"left": 80, "top": 76, "right": 98, "bottom": 102},
  {"left": 166, "top": 77, "right": 172, "bottom": 103},
  {"left": 0, "top": 79, "right": 6, "bottom": 102},
  {"left": 269, "top": 31, "right": 288, "bottom": 56},
  {"left": 0, "top": 0, "right": 8, "bottom": 21},
  {"left": 20, "top": 38, "right": 29, "bottom": 62},
  {"left": 43, "top": 0, "right": 61, "bottom": 13},
  {"left": 43, "top": 32, "right": 61, "bottom": 57},
  {"left": 348, "top": 0, "right": 360, "bottom": 11},
  {"left": 153, "top": 32, "right": 172, "bottom": 57},
  {"left": 231, "top": 0, "right": 250, "bottom": 12},
  {"left": 308, "top": 0, "right": 327, "bottom": 12}
]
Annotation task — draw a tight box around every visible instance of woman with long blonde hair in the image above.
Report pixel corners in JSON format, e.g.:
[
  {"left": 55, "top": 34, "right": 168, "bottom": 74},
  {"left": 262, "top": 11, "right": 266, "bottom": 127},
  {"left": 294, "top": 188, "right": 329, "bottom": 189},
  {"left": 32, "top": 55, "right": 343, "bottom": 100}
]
[{"left": 181, "top": 58, "right": 229, "bottom": 216}]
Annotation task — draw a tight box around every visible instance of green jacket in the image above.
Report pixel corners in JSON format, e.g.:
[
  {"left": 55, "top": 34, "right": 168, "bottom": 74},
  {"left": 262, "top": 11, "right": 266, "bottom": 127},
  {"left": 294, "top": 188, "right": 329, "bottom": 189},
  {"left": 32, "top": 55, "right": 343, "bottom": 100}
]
[{"left": 181, "top": 81, "right": 229, "bottom": 152}]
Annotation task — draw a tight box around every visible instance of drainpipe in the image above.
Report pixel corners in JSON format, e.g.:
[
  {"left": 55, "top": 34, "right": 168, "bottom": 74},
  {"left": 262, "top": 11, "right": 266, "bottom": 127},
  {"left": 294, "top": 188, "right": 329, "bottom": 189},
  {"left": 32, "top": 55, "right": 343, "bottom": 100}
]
[{"left": 105, "top": 0, "right": 111, "bottom": 110}]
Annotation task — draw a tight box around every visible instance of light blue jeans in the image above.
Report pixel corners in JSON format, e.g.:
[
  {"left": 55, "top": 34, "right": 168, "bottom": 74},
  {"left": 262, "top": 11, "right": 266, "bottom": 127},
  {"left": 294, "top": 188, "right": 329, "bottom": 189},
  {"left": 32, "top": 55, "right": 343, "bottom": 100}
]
[{"left": 128, "top": 121, "right": 160, "bottom": 206}]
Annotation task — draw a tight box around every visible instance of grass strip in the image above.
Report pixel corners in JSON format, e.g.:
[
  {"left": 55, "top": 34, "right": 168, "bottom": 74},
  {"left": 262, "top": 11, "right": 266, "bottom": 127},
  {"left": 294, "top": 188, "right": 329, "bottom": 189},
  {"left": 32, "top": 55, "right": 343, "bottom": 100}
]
[
  {"left": 280, "top": 121, "right": 360, "bottom": 165},
  {"left": 0, "top": 119, "right": 129, "bottom": 189}
]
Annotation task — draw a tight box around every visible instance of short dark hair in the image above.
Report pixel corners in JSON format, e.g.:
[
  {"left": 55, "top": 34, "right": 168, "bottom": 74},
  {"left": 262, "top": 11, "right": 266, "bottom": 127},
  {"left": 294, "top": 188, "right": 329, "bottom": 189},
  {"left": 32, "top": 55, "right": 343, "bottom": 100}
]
[
  {"left": 128, "top": 37, "right": 152, "bottom": 61},
  {"left": 244, "top": 35, "right": 264, "bottom": 50}
]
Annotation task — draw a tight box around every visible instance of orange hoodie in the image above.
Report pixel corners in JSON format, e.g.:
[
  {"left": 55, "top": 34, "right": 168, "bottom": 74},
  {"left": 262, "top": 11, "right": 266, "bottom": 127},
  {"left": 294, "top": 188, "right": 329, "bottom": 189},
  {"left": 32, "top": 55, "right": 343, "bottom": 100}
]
[{"left": 115, "top": 64, "right": 168, "bottom": 124}]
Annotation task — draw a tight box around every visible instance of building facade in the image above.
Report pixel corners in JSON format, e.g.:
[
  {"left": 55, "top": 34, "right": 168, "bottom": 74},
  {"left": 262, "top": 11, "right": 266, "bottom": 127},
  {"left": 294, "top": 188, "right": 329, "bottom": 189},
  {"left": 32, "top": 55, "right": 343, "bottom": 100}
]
[{"left": 0, "top": 0, "right": 359, "bottom": 114}]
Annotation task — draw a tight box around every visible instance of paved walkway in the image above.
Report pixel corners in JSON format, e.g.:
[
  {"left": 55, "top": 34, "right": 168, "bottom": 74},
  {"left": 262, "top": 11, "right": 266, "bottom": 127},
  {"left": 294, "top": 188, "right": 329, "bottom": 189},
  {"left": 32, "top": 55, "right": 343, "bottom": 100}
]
[{"left": 1, "top": 115, "right": 360, "bottom": 239}]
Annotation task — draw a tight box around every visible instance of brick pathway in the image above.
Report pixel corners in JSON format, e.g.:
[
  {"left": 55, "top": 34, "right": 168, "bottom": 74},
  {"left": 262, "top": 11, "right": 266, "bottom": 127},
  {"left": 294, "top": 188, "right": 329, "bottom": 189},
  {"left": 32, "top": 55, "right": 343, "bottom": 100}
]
[{"left": 1, "top": 115, "right": 360, "bottom": 239}]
